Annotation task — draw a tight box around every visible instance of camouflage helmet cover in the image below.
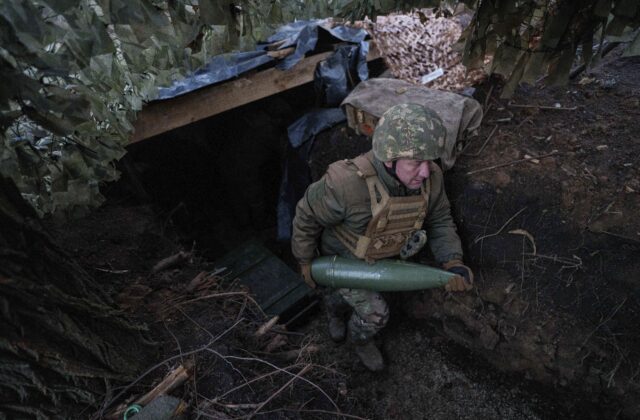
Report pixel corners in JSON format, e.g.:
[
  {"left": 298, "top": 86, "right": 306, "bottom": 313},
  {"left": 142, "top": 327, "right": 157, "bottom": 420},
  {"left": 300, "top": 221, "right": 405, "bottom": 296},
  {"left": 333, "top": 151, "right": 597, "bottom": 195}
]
[{"left": 372, "top": 103, "right": 447, "bottom": 161}]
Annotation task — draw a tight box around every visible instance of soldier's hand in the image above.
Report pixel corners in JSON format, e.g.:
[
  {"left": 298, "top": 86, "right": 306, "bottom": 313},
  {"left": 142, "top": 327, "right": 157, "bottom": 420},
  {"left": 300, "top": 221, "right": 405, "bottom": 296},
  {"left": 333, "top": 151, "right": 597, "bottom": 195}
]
[
  {"left": 299, "top": 263, "right": 316, "bottom": 289},
  {"left": 443, "top": 260, "right": 474, "bottom": 292}
]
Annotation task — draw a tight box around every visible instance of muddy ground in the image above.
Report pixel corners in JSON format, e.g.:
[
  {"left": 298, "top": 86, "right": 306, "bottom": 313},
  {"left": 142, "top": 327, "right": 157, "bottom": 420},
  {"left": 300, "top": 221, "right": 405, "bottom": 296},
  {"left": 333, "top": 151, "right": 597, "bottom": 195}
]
[
  {"left": 50, "top": 204, "right": 560, "bottom": 419},
  {"left": 50, "top": 46, "right": 639, "bottom": 418},
  {"left": 440, "top": 48, "right": 640, "bottom": 418}
]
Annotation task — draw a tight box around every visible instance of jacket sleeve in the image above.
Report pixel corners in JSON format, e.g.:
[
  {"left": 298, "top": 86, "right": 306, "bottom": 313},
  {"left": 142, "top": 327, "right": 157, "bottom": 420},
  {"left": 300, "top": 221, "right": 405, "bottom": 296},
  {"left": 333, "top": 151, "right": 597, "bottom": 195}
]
[
  {"left": 425, "top": 165, "right": 463, "bottom": 263},
  {"left": 291, "top": 172, "right": 346, "bottom": 264}
]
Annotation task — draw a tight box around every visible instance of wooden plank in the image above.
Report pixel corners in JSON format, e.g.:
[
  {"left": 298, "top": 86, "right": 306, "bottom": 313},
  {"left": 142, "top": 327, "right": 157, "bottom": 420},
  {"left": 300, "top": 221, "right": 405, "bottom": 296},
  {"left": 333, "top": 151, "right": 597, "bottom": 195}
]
[{"left": 130, "top": 45, "right": 381, "bottom": 143}]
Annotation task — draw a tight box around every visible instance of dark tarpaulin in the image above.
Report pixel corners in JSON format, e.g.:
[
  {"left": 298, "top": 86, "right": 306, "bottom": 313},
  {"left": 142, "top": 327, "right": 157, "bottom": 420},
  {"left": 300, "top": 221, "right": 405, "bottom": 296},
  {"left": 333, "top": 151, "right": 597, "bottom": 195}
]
[
  {"left": 157, "top": 51, "right": 273, "bottom": 98},
  {"left": 276, "top": 108, "right": 346, "bottom": 242},
  {"left": 268, "top": 21, "right": 368, "bottom": 71},
  {"left": 314, "top": 43, "right": 368, "bottom": 107},
  {"left": 275, "top": 25, "right": 371, "bottom": 242},
  {"left": 156, "top": 20, "right": 369, "bottom": 100}
]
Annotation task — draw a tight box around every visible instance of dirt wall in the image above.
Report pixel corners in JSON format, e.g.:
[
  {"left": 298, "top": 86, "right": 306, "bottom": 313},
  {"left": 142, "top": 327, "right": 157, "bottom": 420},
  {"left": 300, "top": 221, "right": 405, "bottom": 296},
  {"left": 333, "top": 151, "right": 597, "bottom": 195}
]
[
  {"left": 402, "top": 53, "right": 640, "bottom": 418},
  {"left": 302, "top": 52, "right": 640, "bottom": 418}
]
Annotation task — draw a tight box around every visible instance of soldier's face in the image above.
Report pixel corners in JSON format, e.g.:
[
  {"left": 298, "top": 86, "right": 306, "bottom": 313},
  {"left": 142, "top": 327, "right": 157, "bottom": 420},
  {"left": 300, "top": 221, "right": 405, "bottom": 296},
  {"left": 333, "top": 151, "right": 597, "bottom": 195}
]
[{"left": 386, "top": 159, "right": 431, "bottom": 190}]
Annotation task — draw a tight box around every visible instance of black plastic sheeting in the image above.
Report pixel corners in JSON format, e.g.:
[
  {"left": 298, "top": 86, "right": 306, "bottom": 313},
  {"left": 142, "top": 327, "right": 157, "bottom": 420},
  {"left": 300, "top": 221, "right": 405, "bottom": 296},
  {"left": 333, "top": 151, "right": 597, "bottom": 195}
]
[
  {"left": 314, "top": 43, "right": 368, "bottom": 107},
  {"left": 157, "top": 51, "right": 273, "bottom": 99},
  {"left": 275, "top": 23, "right": 372, "bottom": 242},
  {"left": 264, "top": 20, "right": 368, "bottom": 71},
  {"left": 157, "top": 20, "right": 369, "bottom": 100},
  {"left": 276, "top": 108, "right": 346, "bottom": 241}
]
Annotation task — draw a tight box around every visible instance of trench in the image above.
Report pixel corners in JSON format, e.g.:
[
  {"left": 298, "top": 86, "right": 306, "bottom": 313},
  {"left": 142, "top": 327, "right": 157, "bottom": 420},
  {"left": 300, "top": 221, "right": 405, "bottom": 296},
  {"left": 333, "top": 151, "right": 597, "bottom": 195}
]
[{"left": 112, "top": 57, "right": 640, "bottom": 417}]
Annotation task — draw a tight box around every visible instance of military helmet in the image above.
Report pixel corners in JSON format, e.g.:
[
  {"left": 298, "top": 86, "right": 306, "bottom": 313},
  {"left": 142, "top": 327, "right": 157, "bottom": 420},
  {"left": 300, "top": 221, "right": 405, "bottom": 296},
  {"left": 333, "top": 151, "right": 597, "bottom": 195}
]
[{"left": 372, "top": 103, "right": 447, "bottom": 161}]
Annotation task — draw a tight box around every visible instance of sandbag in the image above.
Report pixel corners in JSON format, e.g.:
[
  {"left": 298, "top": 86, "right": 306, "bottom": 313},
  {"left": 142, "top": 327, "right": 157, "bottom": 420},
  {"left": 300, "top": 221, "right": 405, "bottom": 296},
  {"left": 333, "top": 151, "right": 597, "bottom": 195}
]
[{"left": 341, "top": 78, "right": 483, "bottom": 169}]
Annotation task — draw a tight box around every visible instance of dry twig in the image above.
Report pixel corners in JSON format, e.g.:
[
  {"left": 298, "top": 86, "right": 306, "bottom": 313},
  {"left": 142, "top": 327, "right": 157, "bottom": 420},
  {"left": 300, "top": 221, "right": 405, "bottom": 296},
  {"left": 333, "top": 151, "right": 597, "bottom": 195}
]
[
  {"left": 466, "top": 150, "right": 559, "bottom": 175},
  {"left": 508, "top": 229, "right": 537, "bottom": 255},
  {"left": 175, "top": 291, "right": 264, "bottom": 317},
  {"left": 136, "top": 363, "right": 192, "bottom": 406},
  {"left": 274, "top": 344, "right": 321, "bottom": 362},
  {"left": 247, "top": 365, "right": 312, "bottom": 418},
  {"left": 581, "top": 297, "right": 628, "bottom": 348},
  {"left": 96, "top": 319, "right": 245, "bottom": 418},
  {"left": 474, "top": 207, "right": 527, "bottom": 244},
  {"left": 185, "top": 271, "right": 208, "bottom": 293},
  {"left": 108, "top": 363, "right": 193, "bottom": 419},
  {"left": 588, "top": 229, "right": 640, "bottom": 243},
  {"left": 525, "top": 253, "right": 582, "bottom": 269},
  {"left": 255, "top": 316, "right": 280, "bottom": 337},
  {"left": 210, "top": 364, "right": 302, "bottom": 404},
  {"left": 507, "top": 102, "right": 577, "bottom": 111},
  {"left": 607, "top": 356, "right": 624, "bottom": 388},
  {"left": 462, "top": 125, "right": 498, "bottom": 157},
  {"left": 213, "top": 353, "right": 341, "bottom": 413},
  {"left": 95, "top": 267, "right": 129, "bottom": 274},
  {"left": 151, "top": 251, "right": 191, "bottom": 274}
]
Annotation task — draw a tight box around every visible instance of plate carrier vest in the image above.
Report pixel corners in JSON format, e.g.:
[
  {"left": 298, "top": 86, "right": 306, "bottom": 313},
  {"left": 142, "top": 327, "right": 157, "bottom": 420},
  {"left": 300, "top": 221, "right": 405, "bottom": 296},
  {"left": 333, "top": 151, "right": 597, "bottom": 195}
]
[{"left": 332, "top": 154, "right": 430, "bottom": 262}]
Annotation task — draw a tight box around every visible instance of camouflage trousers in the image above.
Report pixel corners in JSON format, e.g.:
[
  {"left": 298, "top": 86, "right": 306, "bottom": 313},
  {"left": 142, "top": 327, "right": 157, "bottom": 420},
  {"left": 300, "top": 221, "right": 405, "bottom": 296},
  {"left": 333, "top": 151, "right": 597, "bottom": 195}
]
[{"left": 325, "top": 288, "right": 390, "bottom": 343}]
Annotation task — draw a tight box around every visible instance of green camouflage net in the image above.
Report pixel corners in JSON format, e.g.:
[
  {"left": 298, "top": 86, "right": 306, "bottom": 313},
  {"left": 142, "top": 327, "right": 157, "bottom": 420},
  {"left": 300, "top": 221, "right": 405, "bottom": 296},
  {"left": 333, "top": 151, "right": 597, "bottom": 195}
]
[
  {"left": 460, "top": 0, "right": 640, "bottom": 97},
  {"left": 1, "top": 0, "right": 639, "bottom": 217}
]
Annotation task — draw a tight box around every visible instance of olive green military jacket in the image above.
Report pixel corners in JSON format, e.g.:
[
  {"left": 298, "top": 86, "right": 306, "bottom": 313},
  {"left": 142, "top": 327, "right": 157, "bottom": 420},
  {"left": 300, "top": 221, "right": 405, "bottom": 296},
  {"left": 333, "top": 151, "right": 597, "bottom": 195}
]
[{"left": 291, "top": 151, "right": 463, "bottom": 264}]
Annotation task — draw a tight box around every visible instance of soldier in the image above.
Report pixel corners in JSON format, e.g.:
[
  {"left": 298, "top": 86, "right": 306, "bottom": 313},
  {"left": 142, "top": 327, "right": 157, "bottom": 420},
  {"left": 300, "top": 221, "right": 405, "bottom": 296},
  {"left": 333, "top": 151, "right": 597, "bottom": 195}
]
[{"left": 291, "top": 103, "right": 473, "bottom": 371}]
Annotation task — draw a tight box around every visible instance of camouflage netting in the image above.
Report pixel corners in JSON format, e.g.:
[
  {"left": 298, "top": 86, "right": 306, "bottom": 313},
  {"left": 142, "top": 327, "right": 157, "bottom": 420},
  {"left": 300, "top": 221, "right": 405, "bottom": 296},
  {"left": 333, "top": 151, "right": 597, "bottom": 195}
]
[
  {"left": 462, "top": 0, "right": 640, "bottom": 96},
  {"left": 2, "top": 1, "right": 640, "bottom": 217},
  {"left": 373, "top": 8, "right": 487, "bottom": 91}
]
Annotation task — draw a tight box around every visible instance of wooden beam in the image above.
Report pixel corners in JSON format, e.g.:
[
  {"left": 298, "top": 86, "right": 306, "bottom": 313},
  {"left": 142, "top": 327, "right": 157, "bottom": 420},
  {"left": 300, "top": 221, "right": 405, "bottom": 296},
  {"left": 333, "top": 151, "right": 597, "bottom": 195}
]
[{"left": 130, "top": 46, "right": 380, "bottom": 143}]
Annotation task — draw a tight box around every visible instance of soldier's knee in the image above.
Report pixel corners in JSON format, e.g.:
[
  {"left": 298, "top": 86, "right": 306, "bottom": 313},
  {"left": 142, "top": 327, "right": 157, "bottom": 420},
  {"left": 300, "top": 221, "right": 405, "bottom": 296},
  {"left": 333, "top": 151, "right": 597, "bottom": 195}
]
[
  {"left": 357, "top": 301, "right": 389, "bottom": 329},
  {"left": 363, "top": 294, "right": 389, "bottom": 326},
  {"left": 339, "top": 289, "right": 389, "bottom": 329},
  {"left": 348, "top": 308, "right": 389, "bottom": 343},
  {"left": 367, "top": 307, "right": 390, "bottom": 328}
]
